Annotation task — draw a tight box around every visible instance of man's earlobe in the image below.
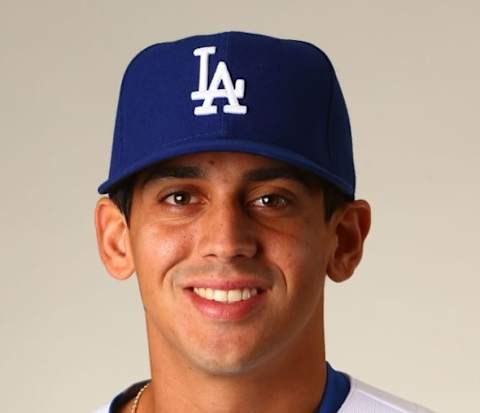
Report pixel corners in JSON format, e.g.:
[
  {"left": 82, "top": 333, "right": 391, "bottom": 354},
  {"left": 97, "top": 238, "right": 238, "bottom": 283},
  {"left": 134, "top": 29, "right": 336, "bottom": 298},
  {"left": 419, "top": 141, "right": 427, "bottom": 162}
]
[
  {"left": 327, "top": 200, "right": 371, "bottom": 283},
  {"left": 94, "top": 197, "right": 135, "bottom": 280}
]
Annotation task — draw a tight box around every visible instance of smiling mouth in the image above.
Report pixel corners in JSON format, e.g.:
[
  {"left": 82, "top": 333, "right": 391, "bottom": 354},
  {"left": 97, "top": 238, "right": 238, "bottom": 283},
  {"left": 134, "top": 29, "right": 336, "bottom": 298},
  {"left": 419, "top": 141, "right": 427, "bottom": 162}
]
[
  {"left": 185, "top": 286, "right": 267, "bottom": 321},
  {"left": 191, "top": 287, "right": 262, "bottom": 303}
]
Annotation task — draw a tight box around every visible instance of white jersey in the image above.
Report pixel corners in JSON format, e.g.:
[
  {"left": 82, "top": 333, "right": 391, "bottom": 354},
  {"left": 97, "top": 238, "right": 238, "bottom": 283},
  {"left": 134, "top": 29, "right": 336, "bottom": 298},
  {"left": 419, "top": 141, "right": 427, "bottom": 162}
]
[
  {"left": 92, "top": 374, "right": 434, "bottom": 413},
  {"left": 338, "top": 376, "right": 434, "bottom": 412}
]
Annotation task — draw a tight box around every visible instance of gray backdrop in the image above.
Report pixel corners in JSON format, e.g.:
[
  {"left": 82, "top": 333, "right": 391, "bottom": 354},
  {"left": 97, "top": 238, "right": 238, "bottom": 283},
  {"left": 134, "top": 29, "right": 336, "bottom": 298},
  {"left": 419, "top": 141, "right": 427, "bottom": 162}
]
[{"left": 2, "top": 1, "right": 479, "bottom": 412}]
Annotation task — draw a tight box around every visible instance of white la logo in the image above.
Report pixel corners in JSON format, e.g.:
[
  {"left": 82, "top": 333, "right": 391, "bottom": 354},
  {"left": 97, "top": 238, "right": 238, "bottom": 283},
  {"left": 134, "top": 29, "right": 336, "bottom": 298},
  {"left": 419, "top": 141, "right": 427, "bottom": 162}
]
[{"left": 191, "top": 46, "right": 247, "bottom": 116}]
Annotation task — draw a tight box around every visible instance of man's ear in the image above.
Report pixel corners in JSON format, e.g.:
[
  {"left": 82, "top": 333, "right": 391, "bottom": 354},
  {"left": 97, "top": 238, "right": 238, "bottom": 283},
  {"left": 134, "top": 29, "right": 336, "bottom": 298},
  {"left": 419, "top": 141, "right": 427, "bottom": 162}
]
[
  {"left": 94, "top": 197, "right": 135, "bottom": 280},
  {"left": 326, "top": 199, "right": 371, "bottom": 283}
]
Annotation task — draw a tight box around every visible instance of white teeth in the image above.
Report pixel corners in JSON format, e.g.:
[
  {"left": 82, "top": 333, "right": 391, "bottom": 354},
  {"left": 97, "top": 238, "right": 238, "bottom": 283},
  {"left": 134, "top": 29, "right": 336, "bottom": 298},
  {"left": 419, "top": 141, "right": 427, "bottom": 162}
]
[
  {"left": 227, "top": 289, "right": 242, "bottom": 302},
  {"left": 242, "top": 289, "right": 251, "bottom": 300},
  {"left": 213, "top": 290, "right": 227, "bottom": 302},
  {"left": 193, "top": 287, "right": 259, "bottom": 303}
]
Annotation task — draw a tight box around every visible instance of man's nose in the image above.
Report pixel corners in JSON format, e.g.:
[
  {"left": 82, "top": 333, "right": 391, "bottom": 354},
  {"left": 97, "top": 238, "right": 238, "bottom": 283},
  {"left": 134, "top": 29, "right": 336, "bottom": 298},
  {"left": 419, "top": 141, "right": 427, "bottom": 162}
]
[{"left": 196, "top": 199, "right": 258, "bottom": 261}]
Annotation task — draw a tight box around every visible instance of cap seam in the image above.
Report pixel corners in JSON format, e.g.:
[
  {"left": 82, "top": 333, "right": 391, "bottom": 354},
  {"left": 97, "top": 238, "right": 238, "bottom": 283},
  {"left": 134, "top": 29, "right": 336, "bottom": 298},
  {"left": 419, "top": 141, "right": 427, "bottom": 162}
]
[{"left": 222, "top": 32, "right": 231, "bottom": 137}]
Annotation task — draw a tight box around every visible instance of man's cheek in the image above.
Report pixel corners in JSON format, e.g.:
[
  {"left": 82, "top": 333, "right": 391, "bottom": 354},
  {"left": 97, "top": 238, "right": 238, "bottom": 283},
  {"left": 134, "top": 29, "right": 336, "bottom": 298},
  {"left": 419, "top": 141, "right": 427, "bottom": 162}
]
[{"left": 139, "top": 234, "right": 194, "bottom": 302}]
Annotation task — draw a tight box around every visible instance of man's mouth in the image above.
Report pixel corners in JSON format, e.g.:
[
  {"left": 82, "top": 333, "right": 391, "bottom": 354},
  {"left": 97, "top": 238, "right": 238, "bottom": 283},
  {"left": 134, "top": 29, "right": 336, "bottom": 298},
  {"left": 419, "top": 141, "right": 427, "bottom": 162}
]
[
  {"left": 184, "top": 283, "right": 267, "bottom": 321},
  {"left": 192, "top": 287, "right": 260, "bottom": 303}
]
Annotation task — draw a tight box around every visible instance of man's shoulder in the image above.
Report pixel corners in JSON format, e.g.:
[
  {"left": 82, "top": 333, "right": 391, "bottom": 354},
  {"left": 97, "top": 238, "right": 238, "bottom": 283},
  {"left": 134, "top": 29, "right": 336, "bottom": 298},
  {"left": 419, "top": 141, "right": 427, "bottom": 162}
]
[
  {"left": 339, "top": 375, "right": 434, "bottom": 413},
  {"left": 91, "top": 374, "right": 436, "bottom": 413},
  {"left": 91, "top": 405, "right": 109, "bottom": 413},
  {"left": 91, "top": 379, "right": 149, "bottom": 413}
]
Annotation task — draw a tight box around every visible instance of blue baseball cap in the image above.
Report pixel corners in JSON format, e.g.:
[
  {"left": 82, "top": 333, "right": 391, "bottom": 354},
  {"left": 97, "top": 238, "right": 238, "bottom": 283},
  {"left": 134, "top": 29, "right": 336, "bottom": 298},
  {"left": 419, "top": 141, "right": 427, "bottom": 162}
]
[{"left": 98, "top": 31, "right": 356, "bottom": 198}]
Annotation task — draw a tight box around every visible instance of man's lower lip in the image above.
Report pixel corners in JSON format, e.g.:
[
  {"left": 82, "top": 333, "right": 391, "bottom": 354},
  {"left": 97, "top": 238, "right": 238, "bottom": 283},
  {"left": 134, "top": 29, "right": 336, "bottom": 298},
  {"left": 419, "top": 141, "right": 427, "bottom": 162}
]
[{"left": 184, "top": 288, "right": 266, "bottom": 321}]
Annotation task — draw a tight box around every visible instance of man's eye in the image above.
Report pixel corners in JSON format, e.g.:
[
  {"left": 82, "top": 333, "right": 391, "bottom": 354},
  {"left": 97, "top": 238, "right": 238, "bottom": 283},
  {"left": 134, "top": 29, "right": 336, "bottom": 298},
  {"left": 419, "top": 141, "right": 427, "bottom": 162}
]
[
  {"left": 163, "top": 191, "right": 197, "bottom": 205},
  {"left": 251, "top": 194, "right": 288, "bottom": 208}
]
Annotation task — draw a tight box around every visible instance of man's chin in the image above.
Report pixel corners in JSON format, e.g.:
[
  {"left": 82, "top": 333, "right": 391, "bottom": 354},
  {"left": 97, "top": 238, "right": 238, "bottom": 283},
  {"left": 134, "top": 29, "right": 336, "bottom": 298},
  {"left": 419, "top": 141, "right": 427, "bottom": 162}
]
[{"left": 186, "top": 347, "right": 272, "bottom": 377}]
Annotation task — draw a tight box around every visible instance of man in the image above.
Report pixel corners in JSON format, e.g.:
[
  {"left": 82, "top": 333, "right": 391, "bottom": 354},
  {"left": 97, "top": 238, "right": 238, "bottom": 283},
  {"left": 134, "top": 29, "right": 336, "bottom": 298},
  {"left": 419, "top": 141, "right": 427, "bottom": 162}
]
[{"left": 93, "top": 31, "right": 434, "bottom": 413}]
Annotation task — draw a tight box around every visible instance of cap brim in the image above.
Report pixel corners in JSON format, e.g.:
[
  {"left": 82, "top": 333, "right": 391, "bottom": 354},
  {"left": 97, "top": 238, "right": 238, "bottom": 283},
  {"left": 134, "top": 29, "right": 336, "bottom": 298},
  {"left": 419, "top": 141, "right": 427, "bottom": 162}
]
[{"left": 98, "top": 138, "right": 354, "bottom": 197}]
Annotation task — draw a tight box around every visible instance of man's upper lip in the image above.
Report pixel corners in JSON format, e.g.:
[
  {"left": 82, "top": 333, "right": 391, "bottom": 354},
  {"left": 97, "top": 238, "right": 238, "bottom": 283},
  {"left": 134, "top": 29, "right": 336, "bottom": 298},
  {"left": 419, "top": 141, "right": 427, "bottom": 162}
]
[{"left": 182, "top": 278, "right": 270, "bottom": 291}]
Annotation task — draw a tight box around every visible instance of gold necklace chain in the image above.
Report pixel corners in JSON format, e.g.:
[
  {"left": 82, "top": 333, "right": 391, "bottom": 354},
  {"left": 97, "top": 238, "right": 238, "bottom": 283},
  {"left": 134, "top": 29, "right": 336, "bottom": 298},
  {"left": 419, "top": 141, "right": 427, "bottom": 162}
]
[{"left": 130, "top": 382, "right": 150, "bottom": 413}]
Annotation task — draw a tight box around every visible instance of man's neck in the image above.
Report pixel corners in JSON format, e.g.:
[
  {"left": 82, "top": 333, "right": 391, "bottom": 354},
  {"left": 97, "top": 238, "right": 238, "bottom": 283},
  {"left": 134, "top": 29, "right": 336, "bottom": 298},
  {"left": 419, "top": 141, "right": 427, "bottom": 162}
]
[{"left": 139, "top": 315, "right": 327, "bottom": 413}]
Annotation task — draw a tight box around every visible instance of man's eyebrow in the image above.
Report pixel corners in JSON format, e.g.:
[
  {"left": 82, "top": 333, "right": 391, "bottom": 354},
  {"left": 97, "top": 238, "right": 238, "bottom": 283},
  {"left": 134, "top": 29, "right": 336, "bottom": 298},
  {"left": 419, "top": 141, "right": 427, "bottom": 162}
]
[
  {"left": 140, "top": 165, "right": 316, "bottom": 191},
  {"left": 140, "top": 165, "right": 205, "bottom": 187},
  {"left": 242, "top": 167, "right": 313, "bottom": 190}
]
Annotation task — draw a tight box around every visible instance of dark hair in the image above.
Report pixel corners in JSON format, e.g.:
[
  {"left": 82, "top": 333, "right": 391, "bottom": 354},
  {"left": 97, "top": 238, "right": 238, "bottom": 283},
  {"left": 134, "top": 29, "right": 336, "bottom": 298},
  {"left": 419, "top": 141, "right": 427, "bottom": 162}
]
[
  {"left": 318, "top": 179, "right": 351, "bottom": 221},
  {"left": 108, "top": 175, "right": 137, "bottom": 225},
  {"left": 108, "top": 173, "right": 350, "bottom": 225}
]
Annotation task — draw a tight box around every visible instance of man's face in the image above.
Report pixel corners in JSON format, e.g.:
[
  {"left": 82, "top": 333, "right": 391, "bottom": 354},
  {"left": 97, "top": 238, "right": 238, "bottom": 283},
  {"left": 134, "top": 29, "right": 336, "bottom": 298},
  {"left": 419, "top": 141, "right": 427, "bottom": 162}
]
[{"left": 127, "top": 151, "right": 338, "bottom": 375}]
